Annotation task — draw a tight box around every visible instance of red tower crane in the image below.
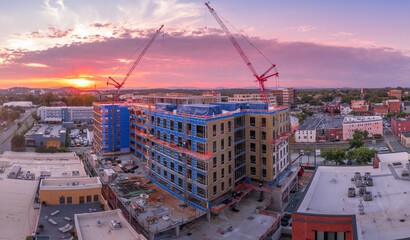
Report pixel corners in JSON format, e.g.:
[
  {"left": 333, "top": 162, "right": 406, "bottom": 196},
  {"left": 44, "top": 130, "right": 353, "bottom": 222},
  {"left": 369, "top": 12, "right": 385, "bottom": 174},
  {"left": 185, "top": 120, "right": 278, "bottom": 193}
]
[
  {"left": 205, "top": 2, "right": 278, "bottom": 104},
  {"left": 107, "top": 25, "right": 164, "bottom": 101}
]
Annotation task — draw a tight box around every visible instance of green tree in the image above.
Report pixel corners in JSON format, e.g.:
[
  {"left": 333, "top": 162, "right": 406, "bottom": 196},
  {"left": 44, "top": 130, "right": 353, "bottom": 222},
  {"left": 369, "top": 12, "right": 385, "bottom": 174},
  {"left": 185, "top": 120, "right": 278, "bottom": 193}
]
[
  {"left": 333, "top": 108, "right": 341, "bottom": 114},
  {"left": 363, "top": 130, "right": 369, "bottom": 139},
  {"left": 346, "top": 147, "right": 378, "bottom": 165},
  {"left": 386, "top": 112, "right": 394, "bottom": 118},
  {"left": 349, "top": 130, "right": 364, "bottom": 149},
  {"left": 320, "top": 146, "right": 346, "bottom": 165},
  {"left": 397, "top": 112, "right": 407, "bottom": 118},
  {"left": 39, "top": 92, "right": 58, "bottom": 106},
  {"left": 11, "top": 134, "right": 26, "bottom": 152}
]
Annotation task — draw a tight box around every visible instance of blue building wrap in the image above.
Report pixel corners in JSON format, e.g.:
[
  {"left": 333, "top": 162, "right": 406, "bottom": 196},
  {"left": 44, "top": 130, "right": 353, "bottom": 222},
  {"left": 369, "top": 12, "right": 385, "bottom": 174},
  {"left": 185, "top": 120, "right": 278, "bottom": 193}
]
[{"left": 100, "top": 104, "right": 130, "bottom": 153}]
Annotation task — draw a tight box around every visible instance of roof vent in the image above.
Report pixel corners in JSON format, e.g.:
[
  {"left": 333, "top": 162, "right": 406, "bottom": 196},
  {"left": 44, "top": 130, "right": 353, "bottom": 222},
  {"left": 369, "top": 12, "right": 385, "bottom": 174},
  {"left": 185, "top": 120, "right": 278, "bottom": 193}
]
[
  {"left": 330, "top": 178, "right": 337, "bottom": 184},
  {"left": 364, "top": 191, "right": 372, "bottom": 201},
  {"left": 359, "top": 185, "right": 367, "bottom": 196},
  {"left": 348, "top": 187, "right": 356, "bottom": 198},
  {"left": 366, "top": 177, "right": 374, "bottom": 186}
]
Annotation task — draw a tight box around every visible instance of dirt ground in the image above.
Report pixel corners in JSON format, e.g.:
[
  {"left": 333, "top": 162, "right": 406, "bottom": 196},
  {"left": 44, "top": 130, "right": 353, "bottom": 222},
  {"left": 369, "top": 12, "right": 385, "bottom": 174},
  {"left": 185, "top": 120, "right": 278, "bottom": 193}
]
[{"left": 129, "top": 175, "right": 202, "bottom": 219}]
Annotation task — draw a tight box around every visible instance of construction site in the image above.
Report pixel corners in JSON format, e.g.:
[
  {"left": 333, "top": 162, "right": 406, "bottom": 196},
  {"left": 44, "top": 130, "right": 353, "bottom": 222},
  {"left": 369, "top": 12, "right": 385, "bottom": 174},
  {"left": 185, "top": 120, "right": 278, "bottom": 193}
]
[{"left": 87, "top": 2, "right": 302, "bottom": 240}]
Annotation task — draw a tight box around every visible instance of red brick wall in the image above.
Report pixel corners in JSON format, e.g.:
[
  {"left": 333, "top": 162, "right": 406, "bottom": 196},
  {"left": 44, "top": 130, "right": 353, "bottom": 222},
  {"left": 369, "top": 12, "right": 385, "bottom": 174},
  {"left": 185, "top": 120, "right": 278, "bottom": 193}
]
[
  {"left": 392, "top": 118, "right": 410, "bottom": 136},
  {"left": 292, "top": 213, "right": 355, "bottom": 240}
]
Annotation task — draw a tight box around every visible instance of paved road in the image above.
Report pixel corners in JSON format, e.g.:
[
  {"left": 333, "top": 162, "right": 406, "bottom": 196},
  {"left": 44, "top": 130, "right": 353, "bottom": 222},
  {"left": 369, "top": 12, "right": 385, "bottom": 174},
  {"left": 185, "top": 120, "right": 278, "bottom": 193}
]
[
  {"left": 0, "top": 108, "right": 36, "bottom": 154},
  {"left": 384, "top": 127, "right": 410, "bottom": 153}
]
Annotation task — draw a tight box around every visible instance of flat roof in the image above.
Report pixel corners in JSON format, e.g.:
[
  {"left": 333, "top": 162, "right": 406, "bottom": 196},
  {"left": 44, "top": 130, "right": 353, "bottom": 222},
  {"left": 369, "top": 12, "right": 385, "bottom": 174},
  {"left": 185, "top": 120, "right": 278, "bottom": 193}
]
[
  {"left": 26, "top": 124, "right": 65, "bottom": 137},
  {"left": 75, "top": 209, "right": 146, "bottom": 240},
  {"left": 0, "top": 151, "right": 86, "bottom": 239},
  {"left": 175, "top": 191, "right": 279, "bottom": 240},
  {"left": 402, "top": 132, "right": 410, "bottom": 137},
  {"left": 317, "top": 116, "right": 344, "bottom": 129},
  {"left": 297, "top": 152, "right": 410, "bottom": 240},
  {"left": 37, "top": 203, "right": 102, "bottom": 240},
  {"left": 40, "top": 177, "right": 101, "bottom": 190},
  {"left": 299, "top": 114, "right": 324, "bottom": 130},
  {"left": 343, "top": 115, "right": 382, "bottom": 124}
]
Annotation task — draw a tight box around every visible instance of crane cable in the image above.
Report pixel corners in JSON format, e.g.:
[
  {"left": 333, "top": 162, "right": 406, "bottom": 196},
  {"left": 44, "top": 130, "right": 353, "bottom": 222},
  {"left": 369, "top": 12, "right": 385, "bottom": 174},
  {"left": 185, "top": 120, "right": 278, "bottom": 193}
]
[
  {"left": 109, "top": 33, "right": 153, "bottom": 77},
  {"left": 218, "top": 14, "right": 274, "bottom": 66}
]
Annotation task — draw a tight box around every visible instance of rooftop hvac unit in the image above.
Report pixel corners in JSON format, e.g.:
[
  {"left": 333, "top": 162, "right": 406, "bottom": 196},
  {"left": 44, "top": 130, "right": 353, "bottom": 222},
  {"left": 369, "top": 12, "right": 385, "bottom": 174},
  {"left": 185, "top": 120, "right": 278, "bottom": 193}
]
[
  {"left": 366, "top": 177, "right": 374, "bottom": 186},
  {"left": 364, "top": 172, "right": 371, "bottom": 180},
  {"left": 359, "top": 185, "right": 367, "bottom": 196},
  {"left": 354, "top": 172, "right": 361, "bottom": 180},
  {"left": 364, "top": 191, "right": 373, "bottom": 201},
  {"left": 355, "top": 178, "right": 363, "bottom": 187},
  {"left": 348, "top": 187, "right": 356, "bottom": 198}
]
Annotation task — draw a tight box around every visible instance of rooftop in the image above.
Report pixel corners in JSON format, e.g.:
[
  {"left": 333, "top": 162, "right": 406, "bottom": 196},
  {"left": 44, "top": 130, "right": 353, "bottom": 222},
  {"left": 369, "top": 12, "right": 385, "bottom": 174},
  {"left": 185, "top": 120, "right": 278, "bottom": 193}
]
[
  {"left": 393, "top": 117, "right": 410, "bottom": 122},
  {"left": 402, "top": 132, "right": 410, "bottom": 137},
  {"left": 297, "top": 152, "right": 410, "bottom": 240},
  {"left": 0, "top": 151, "right": 86, "bottom": 239},
  {"left": 299, "top": 114, "right": 324, "bottom": 130},
  {"left": 25, "top": 124, "right": 65, "bottom": 137},
  {"left": 174, "top": 191, "right": 279, "bottom": 240},
  {"left": 317, "top": 115, "right": 344, "bottom": 129},
  {"left": 75, "top": 209, "right": 146, "bottom": 240},
  {"left": 37, "top": 203, "right": 102, "bottom": 240},
  {"left": 343, "top": 115, "right": 382, "bottom": 124},
  {"left": 40, "top": 177, "right": 101, "bottom": 190}
]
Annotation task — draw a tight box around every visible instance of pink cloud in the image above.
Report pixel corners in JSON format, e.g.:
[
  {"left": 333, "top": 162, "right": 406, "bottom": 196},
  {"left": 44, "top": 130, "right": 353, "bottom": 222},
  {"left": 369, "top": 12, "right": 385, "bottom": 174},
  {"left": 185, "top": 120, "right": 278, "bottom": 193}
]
[{"left": 1, "top": 28, "right": 410, "bottom": 89}]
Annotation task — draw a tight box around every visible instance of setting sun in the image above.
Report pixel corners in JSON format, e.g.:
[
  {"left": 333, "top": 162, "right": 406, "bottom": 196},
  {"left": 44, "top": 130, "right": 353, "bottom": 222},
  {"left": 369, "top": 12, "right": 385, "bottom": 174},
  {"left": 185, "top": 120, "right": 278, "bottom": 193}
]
[{"left": 71, "top": 78, "right": 93, "bottom": 88}]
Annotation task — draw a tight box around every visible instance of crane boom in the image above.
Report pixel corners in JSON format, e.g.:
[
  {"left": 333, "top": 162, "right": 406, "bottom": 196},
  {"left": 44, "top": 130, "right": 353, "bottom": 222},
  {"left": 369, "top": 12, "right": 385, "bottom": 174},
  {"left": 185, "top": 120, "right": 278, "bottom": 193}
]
[
  {"left": 205, "top": 3, "right": 278, "bottom": 104},
  {"left": 107, "top": 24, "right": 164, "bottom": 101}
]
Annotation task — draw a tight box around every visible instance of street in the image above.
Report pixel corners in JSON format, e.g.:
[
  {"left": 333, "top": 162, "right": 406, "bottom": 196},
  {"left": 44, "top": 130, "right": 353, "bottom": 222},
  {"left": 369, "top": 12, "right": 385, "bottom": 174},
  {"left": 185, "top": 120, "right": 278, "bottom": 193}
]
[
  {"left": 384, "top": 126, "right": 410, "bottom": 153},
  {"left": 0, "top": 108, "right": 36, "bottom": 154}
]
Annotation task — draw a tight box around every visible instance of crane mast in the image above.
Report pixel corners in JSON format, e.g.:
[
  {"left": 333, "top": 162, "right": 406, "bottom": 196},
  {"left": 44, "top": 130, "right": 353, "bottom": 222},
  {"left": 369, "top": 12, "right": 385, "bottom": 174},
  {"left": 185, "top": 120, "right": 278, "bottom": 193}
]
[
  {"left": 205, "top": 2, "right": 278, "bottom": 104},
  {"left": 107, "top": 24, "right": 164, "bottom": 101}
]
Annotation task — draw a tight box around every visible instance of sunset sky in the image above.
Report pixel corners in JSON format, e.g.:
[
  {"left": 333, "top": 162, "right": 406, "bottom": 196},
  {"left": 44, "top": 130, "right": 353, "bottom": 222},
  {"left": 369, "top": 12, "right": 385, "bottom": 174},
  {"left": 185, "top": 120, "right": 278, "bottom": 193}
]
[{"left": 1, "top": 0, "right": 410, "bottom": 90}]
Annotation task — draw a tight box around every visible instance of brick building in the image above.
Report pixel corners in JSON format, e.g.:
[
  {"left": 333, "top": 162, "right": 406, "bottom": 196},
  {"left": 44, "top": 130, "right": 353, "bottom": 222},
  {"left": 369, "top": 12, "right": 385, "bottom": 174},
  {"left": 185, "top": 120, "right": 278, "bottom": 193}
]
[
  {"left": 342, "top": 115, "right": 383, "bottom": 140},
  {"left": 389, "top": 89, "right": 402, "bottom": 100},
  {"left": 384, "top": 99, "right": 401, "bottom": 114},
  {"left": 292, "top": 152, "right": 410, "bottom": 240},
  {"left": 391, "top": 117, "right": 410, "bottom": 136},
  {"left": 323, "top": 105, "right": 341, "bottom": 114},
  {"left": 373, "top": 104, "right": 388, "bottom": 117}
]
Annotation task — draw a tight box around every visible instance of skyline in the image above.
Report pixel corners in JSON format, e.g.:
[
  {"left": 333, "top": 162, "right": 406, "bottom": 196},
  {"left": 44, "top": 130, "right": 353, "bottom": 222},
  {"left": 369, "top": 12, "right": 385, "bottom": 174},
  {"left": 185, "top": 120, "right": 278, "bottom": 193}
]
[{"left": 1, "top": 0, "right": 410, "bottom": 89}]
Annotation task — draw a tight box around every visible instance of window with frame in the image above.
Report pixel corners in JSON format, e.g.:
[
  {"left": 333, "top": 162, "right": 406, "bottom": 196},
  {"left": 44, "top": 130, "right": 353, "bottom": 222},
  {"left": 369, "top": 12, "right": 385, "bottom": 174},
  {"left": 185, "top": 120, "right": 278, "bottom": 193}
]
[
  {"left": 314, "top": 231, "right": 346, "bottom": 240},
  {"left": 261, "top": 131, "right": 266, "bottom": 140},
  {"left": 178, "top": 178, "right": 183, "bottom": 187},
  {"left": 261, "top": 117, "right": 266, "bottom": 127},
  {"left": 213, "top": 124, "right": 217, "bottom": 137},
  {"left": 213, "top": 157, "right": 217, "bottom": 168},
  {"left": 213, "top": 172, "right": 217, "bottom": 182},
  {"left": 171, "top": 174, "right": 175, "bottom": 183},
  {"left": 221, "top": 139, "right": 225, "bottom": 150},
  {"left": 228, "top": 165, "right": 232, "bottom": 174},
  {"left": 250, "top": 167, "right": 256, "bottom": 175},
  {"left": 221, "top": 168, "right": 225, "bottom": 178},
  {"left": 262, "top": 169, "right": 267, "bottom": 178},
  {"left": 170, "top": 120, "right": 174, "bottom": 130},
  {"left": 163, "top": 119, "right": 167, "bottom": 128},
  {"left": 157, "top": 117, "right": 160, "bottom": 127},
  {"left": 228, "top": 121, "right": 232, "bottom": 132},
  {"left": 213, "top": 185, "right": 217, "bottom": 195},
  {"left": 262, "top": 157, "right": 267, "bottom": 166},
  {"left": 221, "top": 182, "right": 225, "bottom": 191},
  {"left": 229, "top": 178, "right": 232, "bottom": 187},
  {"left": 250, "top": 130, "right": 256, "bottom": 139},
  {"left": 221, "top": 123, "right": 225, "bottom": 134},
  {"left": 221, "top": 154, "right": 225, "bottom": 165},
  {"left": 250, "top": 143, "right": 256, "bottom": 152},
  {"left": 213, "top": 141, "right": 217, "bottom": 153},
  {"left": 228, "top": 136, "right": 232, "bottom": 147},
  {"left": 250, "top": 117, "right": 255, "bottom": 126},
  {"left": 228, "top": 151, "right": 232, "bottom": 161},
  {"left": 250, "top": 155, "right": 256, "bottom": 164},
  {"left": 262, "top": 144, "right": 266, "bottom": 154}
]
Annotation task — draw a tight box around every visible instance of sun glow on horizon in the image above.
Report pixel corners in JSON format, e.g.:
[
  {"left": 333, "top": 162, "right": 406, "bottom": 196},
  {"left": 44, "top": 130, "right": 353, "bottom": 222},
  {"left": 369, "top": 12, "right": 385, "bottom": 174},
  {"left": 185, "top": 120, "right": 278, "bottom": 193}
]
[{"left": 71, "top": 78, "right": 93, "bottom": 88}]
